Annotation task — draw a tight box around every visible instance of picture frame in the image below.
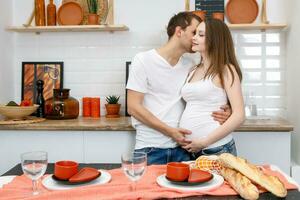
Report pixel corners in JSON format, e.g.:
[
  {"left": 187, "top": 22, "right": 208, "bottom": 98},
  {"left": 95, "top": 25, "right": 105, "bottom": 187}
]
[
  {"left": 125, "top": 61, "right": 131, "bottom": 116},
  {"left": 22, "top": 62, "right": 64, "bottom": 104}
]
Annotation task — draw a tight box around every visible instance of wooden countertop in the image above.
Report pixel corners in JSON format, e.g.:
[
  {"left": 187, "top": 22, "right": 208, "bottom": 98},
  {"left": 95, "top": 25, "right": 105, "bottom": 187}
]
[{"left": 0, "top": 116, "right": 294, "bottom": 132}]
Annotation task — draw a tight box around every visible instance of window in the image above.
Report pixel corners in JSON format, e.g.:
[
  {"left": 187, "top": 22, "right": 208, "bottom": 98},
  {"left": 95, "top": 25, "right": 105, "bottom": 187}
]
[{"left": 233, "top": 30, "right": 286, "bottom": 117}]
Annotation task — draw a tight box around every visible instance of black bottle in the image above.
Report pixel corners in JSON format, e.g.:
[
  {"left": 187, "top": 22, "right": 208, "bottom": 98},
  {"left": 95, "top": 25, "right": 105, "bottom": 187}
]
[{"left": 36, "top": 80, "right": 45, "bottom": 117}]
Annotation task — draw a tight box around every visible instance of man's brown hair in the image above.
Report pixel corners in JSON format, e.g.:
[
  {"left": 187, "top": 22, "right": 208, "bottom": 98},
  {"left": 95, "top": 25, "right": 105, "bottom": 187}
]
[{"left": 167, "top": 12, "right": 202, "bottom": 39}]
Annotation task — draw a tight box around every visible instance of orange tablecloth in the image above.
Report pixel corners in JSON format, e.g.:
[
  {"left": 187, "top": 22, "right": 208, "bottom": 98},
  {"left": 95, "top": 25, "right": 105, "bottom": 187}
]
[{"left": 0, "top": 165, "right": 297, "bottom": 200}]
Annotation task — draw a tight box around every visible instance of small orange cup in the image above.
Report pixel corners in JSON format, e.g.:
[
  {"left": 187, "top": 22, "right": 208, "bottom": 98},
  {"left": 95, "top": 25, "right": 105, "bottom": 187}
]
[
  {"left": 166, "top": 162, "right": 190, "bottom": 181},
  {"left": 54, "top": 161, "right": 79, "bottom": 180}
]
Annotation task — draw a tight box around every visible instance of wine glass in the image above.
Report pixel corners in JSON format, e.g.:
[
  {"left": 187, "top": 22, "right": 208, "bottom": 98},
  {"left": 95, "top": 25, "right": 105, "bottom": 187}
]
[
  {"left": 21, "top": 151, "right": 48, "bottom": 195},
  {"left": 121, "top": 151, "right": 147, "bottom": 191}
]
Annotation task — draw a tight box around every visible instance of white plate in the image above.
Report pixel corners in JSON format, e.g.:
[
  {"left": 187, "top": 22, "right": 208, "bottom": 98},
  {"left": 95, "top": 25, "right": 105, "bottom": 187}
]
[
  {"left": 0, "top": 176, "right": 16, "bottom": 188},
  {"left": 156, "top": 173, "right": 224, "bottom": 192},
  {"left": 42, "top": 170, "right": 111, "bottom": 190}
]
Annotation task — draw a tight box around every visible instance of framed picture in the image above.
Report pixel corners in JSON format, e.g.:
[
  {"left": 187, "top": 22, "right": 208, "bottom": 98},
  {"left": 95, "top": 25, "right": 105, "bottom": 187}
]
[
  {"left": 125, "top": 61, "right": 131, "bottom": 116},
  {"left": 195, "top": 0, "right": 224, "bottom": 18},
  {"left": 22, "top": 62, "right": 64, "bottom": 103}
]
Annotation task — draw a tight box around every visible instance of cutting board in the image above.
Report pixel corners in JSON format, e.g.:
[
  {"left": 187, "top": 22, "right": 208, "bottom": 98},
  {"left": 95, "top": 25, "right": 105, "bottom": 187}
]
[{"left": 0, "top": 116, "right": 45, "bottom": 125}]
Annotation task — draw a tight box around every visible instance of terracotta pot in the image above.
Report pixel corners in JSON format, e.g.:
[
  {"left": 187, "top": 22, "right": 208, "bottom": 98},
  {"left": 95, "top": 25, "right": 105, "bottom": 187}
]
[
  {"left": 54, "top": 160, "right": 79, "bottom": 180},
  {"left": 105, "top": 104, "right": 121, "bottom": 118},
  {"left": 212, "top": 12, "right": 224, "bottom": 21},
  {"left": 87, "top": 14, "right": 99, "bottom": 25},
  {"left": 192, "top": 10, "right": 207, "bottom": 21}
]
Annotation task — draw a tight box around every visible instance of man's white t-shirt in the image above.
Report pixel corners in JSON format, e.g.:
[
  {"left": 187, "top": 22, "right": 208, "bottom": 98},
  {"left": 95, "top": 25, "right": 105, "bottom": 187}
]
[{"left": 126, "top": 49, "right": 194, "bottom": 149}]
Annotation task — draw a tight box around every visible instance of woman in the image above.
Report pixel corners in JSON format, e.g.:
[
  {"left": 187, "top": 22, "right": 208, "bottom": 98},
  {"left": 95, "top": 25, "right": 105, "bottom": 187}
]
[{"left": 179, "top": 18, "right": 245, "bottom": 159}]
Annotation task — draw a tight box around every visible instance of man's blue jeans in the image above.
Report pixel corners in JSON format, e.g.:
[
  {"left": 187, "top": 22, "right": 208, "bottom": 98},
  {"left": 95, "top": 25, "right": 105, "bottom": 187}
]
[{"left": 135, "top": 146, "right": 190, "bottom": 165}]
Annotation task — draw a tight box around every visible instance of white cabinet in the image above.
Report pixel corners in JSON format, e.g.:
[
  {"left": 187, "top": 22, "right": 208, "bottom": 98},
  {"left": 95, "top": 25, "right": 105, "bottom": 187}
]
[{"left": 0, "top": 130, "right": 291, "bottom": 175}]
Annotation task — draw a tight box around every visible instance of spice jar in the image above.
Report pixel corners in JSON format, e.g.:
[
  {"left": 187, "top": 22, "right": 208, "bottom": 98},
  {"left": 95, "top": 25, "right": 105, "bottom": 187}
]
[{"left": 45, "top": 89, "right": 79, "bottom": 119}]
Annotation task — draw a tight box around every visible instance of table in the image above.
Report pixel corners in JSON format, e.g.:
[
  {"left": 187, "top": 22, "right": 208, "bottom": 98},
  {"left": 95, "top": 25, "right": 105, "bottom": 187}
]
[{"left": 2, "top": 163, "right": 300, "bottom": 200}]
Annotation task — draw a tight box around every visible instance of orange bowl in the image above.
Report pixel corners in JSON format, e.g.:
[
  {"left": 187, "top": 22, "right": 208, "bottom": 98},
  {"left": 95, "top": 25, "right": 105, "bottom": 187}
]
[
  {"left": 166, "top": 162, "right": 190, "bottom": 181},
  {"left": 54, "top": 161, "right": 79, "bottom": 180}
]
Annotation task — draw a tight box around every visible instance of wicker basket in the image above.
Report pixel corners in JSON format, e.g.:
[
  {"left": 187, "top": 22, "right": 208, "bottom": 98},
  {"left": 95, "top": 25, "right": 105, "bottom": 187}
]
[{"left": 62, "top": 0, "right": 108, "bottom": 24}]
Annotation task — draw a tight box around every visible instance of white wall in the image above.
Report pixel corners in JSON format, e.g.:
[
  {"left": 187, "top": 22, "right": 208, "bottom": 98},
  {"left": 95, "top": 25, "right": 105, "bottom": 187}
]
[
  {"left": 0, "top": 1, "right": 14, "bottom": 103},
  {"left": 286, "top": 0, "right": 300, "bottom": 165},
  {"left": 11, "top": 0, "right": 287, "bottom": 115}
]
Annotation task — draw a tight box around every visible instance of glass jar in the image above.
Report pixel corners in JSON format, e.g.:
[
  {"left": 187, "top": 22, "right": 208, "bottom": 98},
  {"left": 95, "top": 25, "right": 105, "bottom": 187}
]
[{"left": 45, "top": 89, "right": 79, "bottom": 119}]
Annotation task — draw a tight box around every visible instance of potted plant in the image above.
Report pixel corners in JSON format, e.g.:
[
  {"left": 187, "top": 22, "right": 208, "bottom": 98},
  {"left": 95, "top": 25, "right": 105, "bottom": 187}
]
[
  {"left": 87, "top": 0, "right": 99, "bottom": 25},
  {"left": 105, "top": 95, "right": 121, "bottom": 118}
]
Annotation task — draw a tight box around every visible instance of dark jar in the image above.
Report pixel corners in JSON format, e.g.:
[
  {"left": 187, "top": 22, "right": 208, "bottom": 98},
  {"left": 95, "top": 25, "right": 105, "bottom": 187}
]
[{"left": 45, "top": 89, "right": 79, "bottom": 119}]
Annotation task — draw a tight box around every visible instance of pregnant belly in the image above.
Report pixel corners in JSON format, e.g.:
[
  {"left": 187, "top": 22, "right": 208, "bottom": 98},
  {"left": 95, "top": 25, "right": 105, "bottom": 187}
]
[{"left": 179, "top": 114, "right": 220, "bottom": 139}]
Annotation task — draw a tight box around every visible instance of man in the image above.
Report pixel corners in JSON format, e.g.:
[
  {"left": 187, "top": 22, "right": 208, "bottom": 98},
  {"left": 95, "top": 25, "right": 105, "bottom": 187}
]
[{"left": 126, "top": 12, "right": 230, "bottom": 165}]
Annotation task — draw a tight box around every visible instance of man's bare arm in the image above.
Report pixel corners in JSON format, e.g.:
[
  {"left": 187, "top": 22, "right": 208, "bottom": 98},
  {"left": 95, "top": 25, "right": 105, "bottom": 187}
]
[{"left": 127, "top": 89, "right": 191, "bottom": 146}]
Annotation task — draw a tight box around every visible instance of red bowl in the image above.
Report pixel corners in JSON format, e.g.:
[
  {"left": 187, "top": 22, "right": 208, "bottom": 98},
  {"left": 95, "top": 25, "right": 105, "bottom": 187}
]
[
  {"left": 54, "top": 161, "right": 79, "bottom": 180},
  {"left": 166, "top": 162, "right": 190, "bottom": 181}
]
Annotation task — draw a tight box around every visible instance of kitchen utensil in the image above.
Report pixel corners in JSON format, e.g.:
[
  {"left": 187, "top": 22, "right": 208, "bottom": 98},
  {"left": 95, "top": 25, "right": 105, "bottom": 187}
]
[
  {"left": 226, "top": 0, "right": 258, "bottom": 24},
  {"left": 166, "top": 162, "right": 190, "bottom": 182},
  {"left": 23, "top": 9, "right": 35, "bottom": 27},
  {"left": 261, "top": 0, "right": 269, "bottom": 24},
  {"left": 0, "top": 104, "right": 39, "bottom": 119},
  {"left": 121, "top": 152, "right": 147, "bottom": 191},
  {"left": 57, "top": 2, "right": 83, "bottom": 25},
  {"left": 42, "top": 170, "right": 111, "bottom": 190},
  {"left": 21, "top": 151, "right": 48, "bottom": 195},
  {"left": 54, "top": 161, "right": 79, "bottom": 180},
  {"left": 157, "top": 173, "right": 224, "bottom": 191},
  {"left": 62, "top": 0, "right": 108, "bottom": 25}
]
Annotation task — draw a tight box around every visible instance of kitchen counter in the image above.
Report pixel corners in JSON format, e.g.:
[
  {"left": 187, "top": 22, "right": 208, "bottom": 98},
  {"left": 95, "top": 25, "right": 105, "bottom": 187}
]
[{"left": 0, "top": 116, "right": 294, "bottom": 132}]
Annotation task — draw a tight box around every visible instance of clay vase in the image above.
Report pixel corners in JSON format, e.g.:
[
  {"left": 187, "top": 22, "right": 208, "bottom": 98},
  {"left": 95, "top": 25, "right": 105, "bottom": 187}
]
[
  {"left": 47, "top": 0, "right": 56, "bottom": 26},
  {"left": 105, "top": 104, "right": 121, "bottom": 118},
  {"left": 35, "top": 0, "right": 46, "bottom": 26},
  {"left": 193, "top": 10, "right": 207, "bottom": 21},
  {"left": 212, "top": 12, "right": 224, "bottom": 21},
  {"left": 87, "top": 14, "right": 99, "bottom": 25}
]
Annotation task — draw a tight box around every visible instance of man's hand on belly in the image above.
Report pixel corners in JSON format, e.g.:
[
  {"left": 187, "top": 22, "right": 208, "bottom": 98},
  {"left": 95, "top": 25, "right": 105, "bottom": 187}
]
[
  {"left": 212, "top": 104, "right": 232, "bottom": 124},
  {"left": 167, "top": 127, "right": 192, "bottom": 146}
]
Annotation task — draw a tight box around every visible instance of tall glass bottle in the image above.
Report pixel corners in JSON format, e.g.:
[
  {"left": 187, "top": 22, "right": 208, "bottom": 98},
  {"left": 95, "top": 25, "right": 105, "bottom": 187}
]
[
  {"left": 47, "top": 0, "right": 56, "bottom": 26},
  {"left": 36, "top": 80, "right": 45, "bottom": 117}
]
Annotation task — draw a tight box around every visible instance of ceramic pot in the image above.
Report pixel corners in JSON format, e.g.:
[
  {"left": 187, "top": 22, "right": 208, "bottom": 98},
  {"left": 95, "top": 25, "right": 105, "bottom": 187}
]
[
  {"left": 45, "top": 89, "right": 79, "bottom": 119},
  {"left": 212, "top": 12, "right": 224, "bottom": 21},
  {"left": 105, "top": 104, "right": 121, "bottom": 118},
  {"left": 88, "top": 14, "right": 99, "bottom": 25},
  {"left": 193, "top": 10, "right": 207, "bottom": 21}
]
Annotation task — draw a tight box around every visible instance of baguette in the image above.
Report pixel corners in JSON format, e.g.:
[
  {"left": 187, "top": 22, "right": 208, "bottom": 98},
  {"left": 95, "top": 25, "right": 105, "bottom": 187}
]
[
  {"left": 218, "top": 153, "right": 287, "bottom": 198},
  {"left": 220, "top": 167, "right": 259, "bottom": 200}
]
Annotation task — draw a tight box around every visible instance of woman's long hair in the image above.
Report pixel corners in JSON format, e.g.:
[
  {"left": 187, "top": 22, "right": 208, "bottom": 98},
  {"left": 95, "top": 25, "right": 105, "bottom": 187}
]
[{"left": 203, "top": 18, "right": 242, "bottom": 87}]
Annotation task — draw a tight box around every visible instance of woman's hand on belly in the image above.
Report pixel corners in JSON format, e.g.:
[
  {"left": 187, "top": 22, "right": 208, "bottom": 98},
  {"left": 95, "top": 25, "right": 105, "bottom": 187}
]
[{"left": 182, "top": 138, "right": 209, "bottom": 153}]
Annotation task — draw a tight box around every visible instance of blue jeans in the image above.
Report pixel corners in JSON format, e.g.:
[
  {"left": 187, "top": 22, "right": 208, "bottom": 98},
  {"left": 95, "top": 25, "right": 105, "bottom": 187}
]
[
  {"left": 190, "top": 139, "right": 237, "bottom": 160},
  {"left": 135, "top": 146, "right": 190, "bottom": 165}
]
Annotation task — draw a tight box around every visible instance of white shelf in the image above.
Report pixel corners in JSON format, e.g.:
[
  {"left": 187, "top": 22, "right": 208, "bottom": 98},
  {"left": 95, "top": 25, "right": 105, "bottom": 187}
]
[
  {"left": 227, "top": 23, "right": 287, "bottom": 30},
  {"left": 6, "top": 24, "right": 129, "bottom": 33}
]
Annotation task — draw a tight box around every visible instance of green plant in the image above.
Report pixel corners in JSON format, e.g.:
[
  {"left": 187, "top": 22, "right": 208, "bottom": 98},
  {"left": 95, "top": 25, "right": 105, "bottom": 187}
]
[
  {"left": 106, "top": 95, "right": 120, "bottom": 104},
  {"left": 87, "top": 0, "right": 98, "bottom": 14}
]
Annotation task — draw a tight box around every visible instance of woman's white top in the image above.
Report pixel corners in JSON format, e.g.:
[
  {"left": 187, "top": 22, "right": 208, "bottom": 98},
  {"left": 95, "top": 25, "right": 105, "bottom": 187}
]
[{"left": 179, "top": 68, "right": 233, "bottom": 149}]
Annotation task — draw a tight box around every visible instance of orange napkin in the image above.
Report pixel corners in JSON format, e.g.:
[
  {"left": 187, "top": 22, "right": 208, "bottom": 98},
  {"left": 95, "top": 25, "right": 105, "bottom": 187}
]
[{"left": 0, "top": 165, "right": 297, "bottom": 200}]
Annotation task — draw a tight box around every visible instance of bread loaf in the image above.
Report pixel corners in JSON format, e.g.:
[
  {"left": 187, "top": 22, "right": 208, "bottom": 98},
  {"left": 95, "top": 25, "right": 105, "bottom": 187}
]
[
  {"left": 218, "top": 153, "right": 287, "bottom": 198},
  {"left": 220, "top": 167, "right": 259, "bottom": 200}
]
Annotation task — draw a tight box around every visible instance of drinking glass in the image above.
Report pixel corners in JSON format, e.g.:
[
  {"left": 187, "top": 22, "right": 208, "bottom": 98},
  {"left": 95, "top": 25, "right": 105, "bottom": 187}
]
[
  {"left": 121, "top": 152, "right": 147, "bottom": 191},
  {"left": 21, "top": 151, "right": 48, "bottom": 195}
]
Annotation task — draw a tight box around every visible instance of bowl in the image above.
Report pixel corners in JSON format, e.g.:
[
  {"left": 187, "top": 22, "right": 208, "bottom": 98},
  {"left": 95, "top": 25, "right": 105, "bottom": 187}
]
[
  {"left": 54, "top": 160, "right": 79, "bottom": 180},
  {"left": 0, "top": 104, "right": 39, "bottom": 119},
  {"left": 166, "top": 162, "right": 190, "bottom": 181}
]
